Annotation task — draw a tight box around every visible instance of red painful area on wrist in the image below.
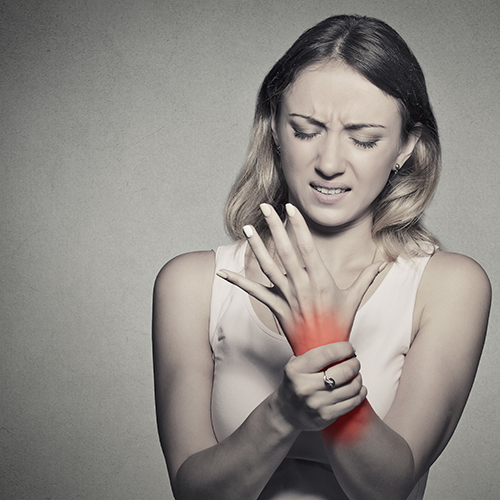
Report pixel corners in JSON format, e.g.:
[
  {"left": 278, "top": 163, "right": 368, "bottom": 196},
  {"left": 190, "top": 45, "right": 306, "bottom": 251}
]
[
  {"left": 287, "top": 313, "right": 373, "bottom": 444},
  {"left": 321, "top": 399, "right": 373, "bottom": 445},
  {"left": 289, "top": 314, "right": 347, "bottom": 355}
]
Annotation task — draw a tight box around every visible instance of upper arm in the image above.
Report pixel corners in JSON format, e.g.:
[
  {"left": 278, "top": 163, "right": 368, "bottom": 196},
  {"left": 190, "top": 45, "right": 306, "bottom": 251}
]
[
  {"left": 152, "top": 250, "right": 217, "bottom": 484},
  {"left": 384, "top": 251, "right": 491, "bottom": 478}
]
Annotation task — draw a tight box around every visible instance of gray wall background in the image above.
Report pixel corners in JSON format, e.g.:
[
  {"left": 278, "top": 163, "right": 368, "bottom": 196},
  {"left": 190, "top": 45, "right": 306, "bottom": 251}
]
[{"left": 1, "top": 0, "right": 498, "bottom": 498}]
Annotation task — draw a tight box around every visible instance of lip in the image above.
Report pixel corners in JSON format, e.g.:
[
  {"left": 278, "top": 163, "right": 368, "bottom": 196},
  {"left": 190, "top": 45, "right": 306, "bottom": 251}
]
[
  {"left": 311, "top": 181, "right": 351, "bottom": 191},
  {"left": 310, "top": 183, "right": 351, "bottom": 205}
]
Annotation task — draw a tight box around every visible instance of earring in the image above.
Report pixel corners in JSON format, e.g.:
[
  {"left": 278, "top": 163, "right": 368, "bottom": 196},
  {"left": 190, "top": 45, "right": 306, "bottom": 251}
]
[
  {"left": 276, "top": 144, "right": 281, "bottom": 156},
  {"left": 394, "top": 163, "right": 401, "bottom": 174}
]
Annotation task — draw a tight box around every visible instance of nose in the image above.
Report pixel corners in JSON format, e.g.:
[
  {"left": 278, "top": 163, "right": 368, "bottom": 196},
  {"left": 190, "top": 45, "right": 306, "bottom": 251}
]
[{"left": 315, "top": 134, "right": 346, "bottom": 179}]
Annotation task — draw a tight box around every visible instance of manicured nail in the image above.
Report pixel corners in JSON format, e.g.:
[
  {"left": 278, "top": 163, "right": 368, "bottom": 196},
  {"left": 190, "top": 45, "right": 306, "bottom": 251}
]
[
  {"left": 243, "top": 225, "right": 253, "bottom": 238},
  {"left": 260, "top": 203, "right": 272, "bottom": 217},
  {"left": 285, "top": 203, "right": 296, "bottom": 217},
  {"left": 378, "top": 262, "right": 388, "bottom": 273},
  {"left": 216, "top": 270, "right": 228, "bottom": 279}
]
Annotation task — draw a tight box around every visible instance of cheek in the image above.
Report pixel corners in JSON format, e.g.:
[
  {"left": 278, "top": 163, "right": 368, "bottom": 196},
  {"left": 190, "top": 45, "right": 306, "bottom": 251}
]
[
  {"left": 281, "top": 140, "right": 317, "bottom": 172},
  {"left": 281, "top": 162, "right": 300, "bottom": 189},
  {"left": 280, "top": 147, "right": 309, "bottom": 179},
  {"left": 364, "top": 164, "right": 392, "bottom": 188},
  {"left": 354, "top": 160, "right": 394, "bottom": 197},
  {"left": 359, "top": 148, "right": 398, "bottom": 179}
]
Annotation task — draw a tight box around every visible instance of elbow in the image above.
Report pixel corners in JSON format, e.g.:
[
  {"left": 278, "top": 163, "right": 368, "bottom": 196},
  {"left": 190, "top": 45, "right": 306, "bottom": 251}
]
[
  {"left": 172, "top": 459, "right": 248, "bottom": 500},
  {"left": 362, "top": 448, "right": 417, "bottom": 500},
  {"left": 170, "top": 462, "right": 197, "bottom": 500},
  {"left": 381, "top": 457, "right": 418, "bottom": 500}
]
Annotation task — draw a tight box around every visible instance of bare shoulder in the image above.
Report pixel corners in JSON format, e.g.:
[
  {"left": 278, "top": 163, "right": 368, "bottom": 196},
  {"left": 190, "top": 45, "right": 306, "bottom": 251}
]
[
  {"left": 153, "top": 250, "right": 216, "bottom": 347},
  {"left": 415, "top": 250, "right": 491, "bottom": 342},
  {"left": 420, "top": 250, "right": 491, "bottom": 301},
  {"left": 154, "top": 250, "right": 216, "bottom": 296},
  {"left": 153, "top": 251, "right": 218, "bottom": 476}
]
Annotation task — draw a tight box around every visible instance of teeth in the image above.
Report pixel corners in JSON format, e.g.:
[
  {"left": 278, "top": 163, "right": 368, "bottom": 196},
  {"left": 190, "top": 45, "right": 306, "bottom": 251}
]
[{"left": 314, "top": 186, "right": 347, "bottom": 195}]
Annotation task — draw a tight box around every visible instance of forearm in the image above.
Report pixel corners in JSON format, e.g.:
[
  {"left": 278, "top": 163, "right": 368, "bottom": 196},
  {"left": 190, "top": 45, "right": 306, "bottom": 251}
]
[
  {"left": 290, "top": 318, "right": 416, "bottom": 499},
  {"left": 173, "top": 393, "right": 300, "bottom": 500},
  {"left": 324, "top": 406, "right": 416, "bottom": 500}
]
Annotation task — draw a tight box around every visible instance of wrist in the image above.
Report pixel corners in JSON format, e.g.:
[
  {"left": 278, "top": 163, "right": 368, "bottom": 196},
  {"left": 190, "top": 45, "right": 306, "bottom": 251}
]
[
  {"left": 290, "top": 313, "right": 349, "bottom": 356},
  {"left": 322, "top": 399, "right": 374, "bottom": 446}
]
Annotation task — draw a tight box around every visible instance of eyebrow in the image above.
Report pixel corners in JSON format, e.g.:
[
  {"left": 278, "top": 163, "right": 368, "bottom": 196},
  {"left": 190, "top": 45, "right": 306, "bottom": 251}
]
[
  {"left": 289, "top": 113, "right": 386, "bottom": 130},
  {"left": 289, "top": 113, "right": 325, "bottom": 128}
]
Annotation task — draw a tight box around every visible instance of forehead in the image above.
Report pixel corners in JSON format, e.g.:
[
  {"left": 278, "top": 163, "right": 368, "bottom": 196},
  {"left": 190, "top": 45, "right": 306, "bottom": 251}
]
[{"left": 282, "top": 62, "right": 402, "bottom": 126}]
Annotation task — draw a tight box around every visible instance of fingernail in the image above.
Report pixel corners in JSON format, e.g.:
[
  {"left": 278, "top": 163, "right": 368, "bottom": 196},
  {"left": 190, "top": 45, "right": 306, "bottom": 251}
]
[
  {"left": 378, "top": 262, "right": 388, "bottom": 273},
  {"left": 260, "top": 203, "right": 271, "bottom": 217},
  {"left": 352, "top": 344, "right": 356, "bottom": 353},
  {"left": 216, "top": 270, "right": 228, "bottom": 279},
  {"left": 285, "top": 203, "right": 296, "bottom": 217},
  {"left": 243, "top": 225, "right": 253, "bottom": 238}
]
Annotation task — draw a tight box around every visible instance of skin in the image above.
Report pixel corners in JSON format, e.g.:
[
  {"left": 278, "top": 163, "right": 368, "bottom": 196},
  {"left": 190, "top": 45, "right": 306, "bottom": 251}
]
[
  {"left": 272, "top": 62, "right": 417, "bottom": 238},
  {"left": 152, "top": 63, "right": 491, "bottom": 499}
]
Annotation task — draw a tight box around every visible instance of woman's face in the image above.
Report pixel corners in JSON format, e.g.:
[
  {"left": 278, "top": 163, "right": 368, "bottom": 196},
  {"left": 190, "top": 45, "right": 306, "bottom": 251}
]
[{"left": 273, "top": 62, "right": 417, "bottom": 233}]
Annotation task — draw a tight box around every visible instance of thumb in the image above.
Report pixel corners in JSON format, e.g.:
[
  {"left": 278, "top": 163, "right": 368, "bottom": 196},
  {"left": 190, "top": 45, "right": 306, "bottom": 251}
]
[{"left": 349, "top": 261, "right": 387, "bottom": 306}]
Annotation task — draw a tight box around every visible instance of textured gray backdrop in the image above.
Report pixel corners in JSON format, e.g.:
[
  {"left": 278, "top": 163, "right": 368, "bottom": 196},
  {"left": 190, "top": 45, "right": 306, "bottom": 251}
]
[{"left": 1, "top": 0, "right": 498, "bottom": 498}]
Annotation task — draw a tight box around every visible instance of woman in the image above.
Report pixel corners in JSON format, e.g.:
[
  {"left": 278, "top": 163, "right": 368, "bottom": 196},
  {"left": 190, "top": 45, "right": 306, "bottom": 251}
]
[{"left": 153, "top": 15, "right": 491, "bottom": 499}]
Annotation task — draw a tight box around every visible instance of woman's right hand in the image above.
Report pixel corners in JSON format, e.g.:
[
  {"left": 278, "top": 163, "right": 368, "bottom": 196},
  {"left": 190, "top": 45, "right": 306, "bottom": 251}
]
[
  {"left": 217, "top": 203, "right": 384, "bottom": 355},
  {"left": 270, "top": 341, "right": 367, "bottom": 433}
]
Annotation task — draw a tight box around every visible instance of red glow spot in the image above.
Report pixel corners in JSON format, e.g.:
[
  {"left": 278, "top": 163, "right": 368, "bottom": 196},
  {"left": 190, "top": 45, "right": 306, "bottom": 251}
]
[{"left": 287, "top": 313, "right": 374, "bottom": 444}]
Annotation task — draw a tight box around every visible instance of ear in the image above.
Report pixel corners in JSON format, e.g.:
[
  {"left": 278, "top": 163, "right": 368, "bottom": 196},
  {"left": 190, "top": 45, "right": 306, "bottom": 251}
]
[{"left": 395, "top": 124, "right": 422, "bottom": 170}]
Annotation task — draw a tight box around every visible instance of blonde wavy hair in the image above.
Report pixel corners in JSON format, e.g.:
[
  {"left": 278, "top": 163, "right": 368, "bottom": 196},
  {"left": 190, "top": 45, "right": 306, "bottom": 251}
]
[{"left": 224, "top": 15, "right": 440, "bottom": 261}]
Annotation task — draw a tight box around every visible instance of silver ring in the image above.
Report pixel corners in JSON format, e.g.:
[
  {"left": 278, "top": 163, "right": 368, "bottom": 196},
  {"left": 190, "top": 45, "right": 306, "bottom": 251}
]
[{"left": 323, "top": 370, "right": 336, "bottom": 390}]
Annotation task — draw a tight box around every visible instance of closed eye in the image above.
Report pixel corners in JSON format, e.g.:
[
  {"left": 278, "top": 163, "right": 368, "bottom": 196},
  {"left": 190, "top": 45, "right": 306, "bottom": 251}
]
[
  {"left": 351, "top": 138, "right": 378, "bottom": 149},
  {"left": 294, "top": 129, "right": 320, "bottom": 141}
]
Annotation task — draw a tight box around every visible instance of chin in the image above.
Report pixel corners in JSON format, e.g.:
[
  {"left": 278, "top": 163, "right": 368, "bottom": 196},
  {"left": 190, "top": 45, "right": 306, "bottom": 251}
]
[{"left": 298, "top": 205, "right": 372, "bottom": 234}]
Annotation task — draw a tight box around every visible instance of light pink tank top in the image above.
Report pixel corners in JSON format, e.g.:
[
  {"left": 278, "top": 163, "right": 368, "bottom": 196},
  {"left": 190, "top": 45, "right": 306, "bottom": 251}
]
[{"left": 210, "top": 241, "right": 430, "bottom": 499}]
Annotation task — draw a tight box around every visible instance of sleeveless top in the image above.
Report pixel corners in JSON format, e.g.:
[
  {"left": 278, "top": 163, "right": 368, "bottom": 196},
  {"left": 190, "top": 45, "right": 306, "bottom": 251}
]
[{"left": 209, "top": 241, "right": 431, "bottom": 499}]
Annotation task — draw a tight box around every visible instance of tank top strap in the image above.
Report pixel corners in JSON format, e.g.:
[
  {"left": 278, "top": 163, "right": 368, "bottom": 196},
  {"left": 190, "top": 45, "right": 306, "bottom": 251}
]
[{"left": 209, "top": 241, "right": 247, "bottom": 346}]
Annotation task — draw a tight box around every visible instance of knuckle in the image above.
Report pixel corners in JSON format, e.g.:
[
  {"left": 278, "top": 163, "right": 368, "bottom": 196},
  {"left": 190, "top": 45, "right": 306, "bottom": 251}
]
[
  {"left": 355, "top": 392, "right": 365, "bottom": 408},
  {"left": 316, "top": 283, "right": 332, "bottom": 298},
  {"left": 280, "top": 246, "right": 295, "bottom": 261},
  {"left": 339, "top": 361, "right": 358, "bottom": 383},
  {"left": 351, "top": 357, "right": 361, "bottom": 373},
  {"left": 317, "top": 406, "right": 331, "bottom": 422},
  {"left": 348, "top": 374, "right": 362, "bottom": 395},
  {"left": 354, "top": 374, "right": 363, "bottom": 391},
  {"left": 261, "top": 263, "right": 275, "bottom": 277},
  {"left": 321, "top": 343, "right": 338, "bottom": 364},
  {"left": 347, "top": 396, "right": 360, "bottom": 412},
  {"left": 299, "top": 241, "right": 315, "bottom": 256},
  {"left": 303, "top": 395, "right": 317, "bottom": 412},
  {"left": 293, "top": 383, "right": 309, "bottom": 400},
  {"left": 352, "top": 389, "right": 367, "bottom": 409},
  {"left": 284, "top": 361, "right": 297, "bottom": 380}
]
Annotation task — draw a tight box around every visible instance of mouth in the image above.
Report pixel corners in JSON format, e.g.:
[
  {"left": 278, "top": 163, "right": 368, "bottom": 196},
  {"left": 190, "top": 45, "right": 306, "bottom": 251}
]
[{"left": 312, "top": 185, "right": 350, "bottom": 195}]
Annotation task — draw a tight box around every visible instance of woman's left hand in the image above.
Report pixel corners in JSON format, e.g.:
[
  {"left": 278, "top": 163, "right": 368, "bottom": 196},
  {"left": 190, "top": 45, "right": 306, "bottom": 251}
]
[{"left": 218, "top": 203, "right": 384, "bottom": 353}]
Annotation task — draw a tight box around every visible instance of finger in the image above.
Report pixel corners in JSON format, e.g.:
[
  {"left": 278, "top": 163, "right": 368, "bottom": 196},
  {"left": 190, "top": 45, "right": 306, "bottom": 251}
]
[
  {"left": 260, "top": 203, "right": 305, "bottom": 278},
  {"left": 242, "top": 225, "right": 288, "bottom": 291},
  {"left": 310, "top": 373, "right": 364, "bottom": 405},
  {"left": 217, "top": 269, "right": 285, "bottom": 315},
  {"left": 349, "top": 260, "right": 388, "bottom": 306},
  {"left": 322, "top": 385, "right": 368, "bottom": 421},
  {"left": 321, "top": 357, "right": 361, "bottom": 389},
  {"left": 287, "top": 342, "right": 356, "bottom": 375},
  {"left": 299, "top": 377, "right": 366, "bottom": 425},
  {"left": 285, "top": 203, "right": 329, "bottom": 277}
]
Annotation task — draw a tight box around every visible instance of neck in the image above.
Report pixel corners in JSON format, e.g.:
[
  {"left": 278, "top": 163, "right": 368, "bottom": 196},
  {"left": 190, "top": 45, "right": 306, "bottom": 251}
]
[{"left": 287, "top": 215, "right": 380, "bottom": 281}]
